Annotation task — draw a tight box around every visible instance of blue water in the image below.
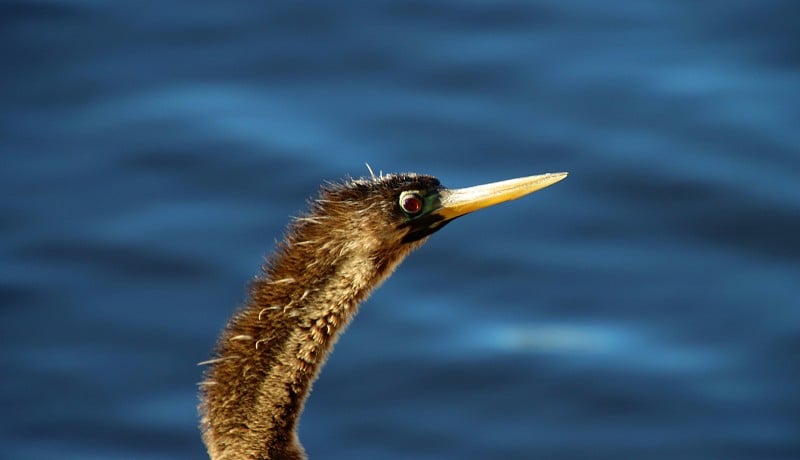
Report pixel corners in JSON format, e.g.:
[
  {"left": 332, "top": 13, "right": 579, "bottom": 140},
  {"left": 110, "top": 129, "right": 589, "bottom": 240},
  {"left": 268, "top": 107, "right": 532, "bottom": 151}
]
[{"left": 2, "top": 1, "right": 799, "bottom": 459}]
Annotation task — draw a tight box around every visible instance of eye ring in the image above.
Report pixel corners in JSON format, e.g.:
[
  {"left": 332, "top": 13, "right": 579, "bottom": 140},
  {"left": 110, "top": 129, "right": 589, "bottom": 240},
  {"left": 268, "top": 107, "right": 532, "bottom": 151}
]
[{"left": 399, "top": 191, "right": 424, "bottom": 216}]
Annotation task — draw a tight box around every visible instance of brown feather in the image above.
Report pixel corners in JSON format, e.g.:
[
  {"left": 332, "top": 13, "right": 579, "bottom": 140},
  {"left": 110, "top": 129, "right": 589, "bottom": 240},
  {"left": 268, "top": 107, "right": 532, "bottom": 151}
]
[{"left": 199, "top": 174, "right": 440, "bottom": 460}]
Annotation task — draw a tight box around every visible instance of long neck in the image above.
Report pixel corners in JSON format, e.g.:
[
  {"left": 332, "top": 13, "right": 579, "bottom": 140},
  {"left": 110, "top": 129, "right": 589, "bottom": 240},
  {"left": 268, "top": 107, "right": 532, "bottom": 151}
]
[{"left": 199, "top": 218, "right": 407, "bottom": 460}]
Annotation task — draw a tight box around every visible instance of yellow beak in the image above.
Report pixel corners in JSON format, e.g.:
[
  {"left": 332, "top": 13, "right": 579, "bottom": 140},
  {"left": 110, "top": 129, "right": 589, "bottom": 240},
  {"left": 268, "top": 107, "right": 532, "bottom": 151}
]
[{"left": 436, "top": 172, "right": 568, "bottom": 220}]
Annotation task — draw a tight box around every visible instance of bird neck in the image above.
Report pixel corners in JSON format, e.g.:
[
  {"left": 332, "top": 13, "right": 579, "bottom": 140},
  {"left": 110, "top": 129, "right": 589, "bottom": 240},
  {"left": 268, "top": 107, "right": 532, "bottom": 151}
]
[{"left": 200, "top": 228, "right": 405, "bottom": 460}]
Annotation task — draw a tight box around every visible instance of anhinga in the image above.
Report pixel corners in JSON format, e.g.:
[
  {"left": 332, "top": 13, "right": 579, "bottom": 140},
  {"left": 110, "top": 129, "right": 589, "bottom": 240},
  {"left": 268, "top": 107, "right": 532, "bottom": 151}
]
[{"left": 199, "top": 171, "right": 568, "bottom": 460}]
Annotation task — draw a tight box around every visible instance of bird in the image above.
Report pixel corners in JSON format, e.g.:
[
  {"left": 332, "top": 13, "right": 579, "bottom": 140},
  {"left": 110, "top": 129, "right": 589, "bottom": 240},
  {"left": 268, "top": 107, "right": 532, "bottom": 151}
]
[{"left": 199, "top": 170, "right": 568, "bottom": 460}]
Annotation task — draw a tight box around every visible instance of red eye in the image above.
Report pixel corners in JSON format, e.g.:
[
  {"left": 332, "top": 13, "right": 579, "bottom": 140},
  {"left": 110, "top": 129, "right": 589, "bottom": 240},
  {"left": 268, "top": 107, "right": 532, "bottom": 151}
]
[{"left": 400, "top": 192, "right": 423, "bottom": 215}]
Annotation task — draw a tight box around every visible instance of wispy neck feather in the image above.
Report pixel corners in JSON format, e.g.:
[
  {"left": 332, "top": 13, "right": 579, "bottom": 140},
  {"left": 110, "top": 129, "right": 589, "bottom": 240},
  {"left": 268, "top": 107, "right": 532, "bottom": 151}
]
[{"left": 199, "top": 199, "right": 421, "bottom": 460}]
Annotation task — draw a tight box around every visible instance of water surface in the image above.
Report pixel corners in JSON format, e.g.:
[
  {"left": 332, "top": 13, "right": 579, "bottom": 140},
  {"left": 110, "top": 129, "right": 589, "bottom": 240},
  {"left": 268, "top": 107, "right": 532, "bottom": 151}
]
[{"left": 2, "top": 1, "right": 799, "bottom": 459}]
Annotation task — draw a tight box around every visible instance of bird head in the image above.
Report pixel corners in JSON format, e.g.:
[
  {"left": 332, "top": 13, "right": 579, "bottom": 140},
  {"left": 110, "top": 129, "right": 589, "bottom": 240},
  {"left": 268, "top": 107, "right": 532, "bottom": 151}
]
[{"left": 304, "top": 172, "right": 568, "bottom": 263}]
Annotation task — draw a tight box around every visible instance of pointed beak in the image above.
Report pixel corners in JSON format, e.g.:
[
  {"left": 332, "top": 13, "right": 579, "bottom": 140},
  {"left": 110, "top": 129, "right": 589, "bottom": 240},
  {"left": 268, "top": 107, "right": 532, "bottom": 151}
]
[{"left": 435, "top": 172, "right": 568, "bottom": 221}]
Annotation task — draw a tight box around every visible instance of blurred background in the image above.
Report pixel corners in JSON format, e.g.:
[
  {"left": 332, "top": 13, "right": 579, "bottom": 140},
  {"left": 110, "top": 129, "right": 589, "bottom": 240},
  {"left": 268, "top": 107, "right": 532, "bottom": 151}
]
[{"left": 2, "top": 1, "right": 799, "bottom": 459}]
